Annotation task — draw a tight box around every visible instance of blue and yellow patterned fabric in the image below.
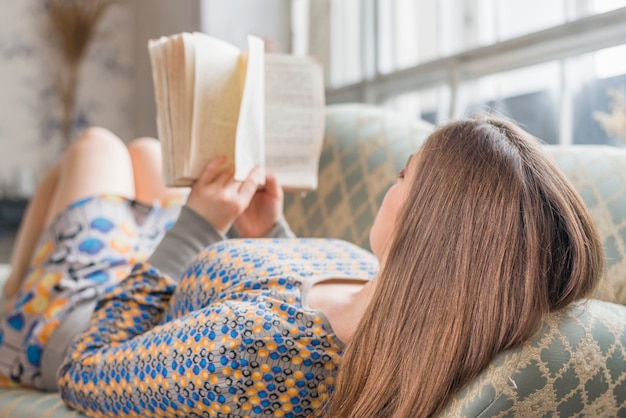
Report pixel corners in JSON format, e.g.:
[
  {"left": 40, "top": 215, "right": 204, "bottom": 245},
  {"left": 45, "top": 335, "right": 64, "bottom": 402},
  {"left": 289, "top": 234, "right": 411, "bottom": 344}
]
[
  {"left": 58, "top": 239, "right": 377, "bottom": 417},
  {"left": 0, "top": 104, "right": 625, "bottom": 417},
  {"left": 0, "top": 271, "right": 86, "bottom": 417},
  {"left": 0, "top": 195, "right": 183, "bottom": 390}
]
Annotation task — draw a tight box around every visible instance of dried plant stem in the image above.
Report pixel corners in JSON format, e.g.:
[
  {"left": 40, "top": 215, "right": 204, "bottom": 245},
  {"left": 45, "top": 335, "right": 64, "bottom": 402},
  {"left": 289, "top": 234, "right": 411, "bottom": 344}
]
[
  {"left": 59, "top": 65, "right": 80, "bottom": 147},
  {"left": 46, "top": 0, "right": 116, "bottom": 146}
]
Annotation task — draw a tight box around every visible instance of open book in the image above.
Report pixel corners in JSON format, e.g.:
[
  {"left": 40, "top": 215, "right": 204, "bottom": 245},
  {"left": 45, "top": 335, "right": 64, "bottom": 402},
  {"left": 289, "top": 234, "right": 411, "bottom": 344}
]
[{"left": 148, "top": 32, "right": 325, "bottom": 191}]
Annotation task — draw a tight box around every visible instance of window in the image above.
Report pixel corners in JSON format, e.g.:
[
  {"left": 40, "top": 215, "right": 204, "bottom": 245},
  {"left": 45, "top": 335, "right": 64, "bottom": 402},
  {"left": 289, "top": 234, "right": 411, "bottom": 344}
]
[
  {"left": 385, "top": 86, "right": 450, "bottom": 125},
  {"left": 570, "top": 44, "right": 626, "bottom": 145},
  {"left": 458, "top": 62, "right": 561, "bottom": 144},
  {"left": 304, "top": 0, "right": 626, "bottom": 145}
]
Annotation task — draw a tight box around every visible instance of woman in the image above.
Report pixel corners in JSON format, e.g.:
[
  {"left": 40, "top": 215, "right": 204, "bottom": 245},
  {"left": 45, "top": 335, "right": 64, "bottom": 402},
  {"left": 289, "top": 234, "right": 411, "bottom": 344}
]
[
  {"left": 3, "top": 115, "right": 603, "bottom": 417},
  {"left": 323, "top": 116, "right": 604, "bottom": 417},
  {"left": 0, "top": 126, "right": 379, "bottom": 417}
]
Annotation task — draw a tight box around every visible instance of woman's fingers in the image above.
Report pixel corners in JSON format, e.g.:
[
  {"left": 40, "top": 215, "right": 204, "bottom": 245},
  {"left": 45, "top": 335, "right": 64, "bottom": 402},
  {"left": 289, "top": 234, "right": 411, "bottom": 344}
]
[
  {"left": 196, "top": 156, "right": 227, "bottom": 185},
  {"left": 215, "top": 167, "right": 236, "bottom": 186},
  {"left": 239, "top": 166, "right": 264, "bottom": 198},
  {"left": 187, "top": 162, "right": 271, "bottom": 234},
  {"left": 263, "top": 171, "right": 281, "bottom": 196}
]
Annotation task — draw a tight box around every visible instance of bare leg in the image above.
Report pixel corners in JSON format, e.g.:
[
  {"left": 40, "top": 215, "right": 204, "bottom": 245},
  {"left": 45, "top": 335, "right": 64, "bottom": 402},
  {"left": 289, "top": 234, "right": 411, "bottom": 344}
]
[
  {"left": 3, "top": 127, "right": 135, "bottom": 299},
  {"left": 3, "top": 162, "right": 61, "bottom": 298},
  {"left": 127, "top": 137, "right": 186, "bottom": 204},
  {"left": 45, "top": 127, "right": 135, "bottom": 226}
]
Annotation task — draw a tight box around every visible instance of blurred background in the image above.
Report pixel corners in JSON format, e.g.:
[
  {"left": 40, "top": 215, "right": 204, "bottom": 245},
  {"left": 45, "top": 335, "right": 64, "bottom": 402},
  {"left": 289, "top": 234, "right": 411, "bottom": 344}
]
[
  {"left": 320, "top": 0, "right": 626, "bottom": 149},
  {"left": 0, "top": 0, "right": 625, "bottom": 197}
]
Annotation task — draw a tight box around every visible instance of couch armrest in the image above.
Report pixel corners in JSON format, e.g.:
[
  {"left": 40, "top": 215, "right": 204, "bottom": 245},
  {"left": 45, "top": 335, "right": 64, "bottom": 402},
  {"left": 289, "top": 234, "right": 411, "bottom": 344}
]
[{"left": 440, "top": 300, "right": 626, "bottom": 417}]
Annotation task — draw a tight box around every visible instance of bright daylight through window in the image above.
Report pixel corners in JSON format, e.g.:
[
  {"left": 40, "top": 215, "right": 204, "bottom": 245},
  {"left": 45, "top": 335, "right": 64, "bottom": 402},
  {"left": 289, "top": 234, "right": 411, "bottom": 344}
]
[{"left": 295, "top": 0, "right": 626, "bottom": 146}]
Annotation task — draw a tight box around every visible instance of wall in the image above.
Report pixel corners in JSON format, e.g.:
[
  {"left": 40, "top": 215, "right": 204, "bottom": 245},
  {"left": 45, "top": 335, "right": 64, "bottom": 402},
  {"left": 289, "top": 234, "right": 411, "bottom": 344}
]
[
  {"left": 130, "top": 0, "right": 202, "bottom": 139},
  {"left": 0, "top": 0, "right": 135, "bottom": 197},
  {"left": 131, "top": 0, "right": 291, "bottom": 143},
  {"left": 0, "top": 0, "right": 290, "bottom": 198},
  {"left": 201, "top": 0, "right": 291, "bottom": 53}
]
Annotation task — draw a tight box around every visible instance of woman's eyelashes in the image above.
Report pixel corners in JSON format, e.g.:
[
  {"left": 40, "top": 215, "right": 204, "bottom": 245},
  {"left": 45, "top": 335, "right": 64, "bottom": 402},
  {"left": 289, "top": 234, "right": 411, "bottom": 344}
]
[{"left": 397, "top": 168, "right": 406, "bottom": 180}]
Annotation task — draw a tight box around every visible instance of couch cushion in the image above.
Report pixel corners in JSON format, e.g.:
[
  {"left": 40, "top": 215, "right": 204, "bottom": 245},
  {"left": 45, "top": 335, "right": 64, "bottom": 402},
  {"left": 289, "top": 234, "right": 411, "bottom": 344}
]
[
  {"left": 441, "top": 299, "right": 626, "bottom": 417},
  {"left": 545, "top": 146, "right": 626, "bottom": 305},
  {"left": 0, "top": 390, "right": 84, "bottom": 418}
]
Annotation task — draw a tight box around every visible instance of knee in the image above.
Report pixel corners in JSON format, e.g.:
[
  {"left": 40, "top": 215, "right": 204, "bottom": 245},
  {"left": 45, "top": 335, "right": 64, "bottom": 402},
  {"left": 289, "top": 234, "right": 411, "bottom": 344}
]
[
  {"left": 74, "top": 127, "right": 123, "bottom": 146},
  {"left": 127, "top": 137, "right": 163, "bottom": 169},
  {"left": 127, "top": 137, "right": 161, "bottom": 156},
  {"left": 67, "top": 127, "right": 128, "bottom": 159}
]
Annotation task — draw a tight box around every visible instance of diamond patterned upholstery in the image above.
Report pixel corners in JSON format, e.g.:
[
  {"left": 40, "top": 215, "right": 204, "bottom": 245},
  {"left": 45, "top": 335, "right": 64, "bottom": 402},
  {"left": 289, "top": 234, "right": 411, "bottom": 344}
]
[
  {"left": 545, "top": 146, "right": 626, "bottom": 304},
  {"left": 441, "top": 299, "right": 626, "bottom": 417}
]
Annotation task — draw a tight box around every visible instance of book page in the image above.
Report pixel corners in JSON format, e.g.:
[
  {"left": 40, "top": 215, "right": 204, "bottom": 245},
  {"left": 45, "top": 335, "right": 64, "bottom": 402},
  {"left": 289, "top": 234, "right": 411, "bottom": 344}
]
[
  {"left": 178, "top": 33, "right": 196, "bottom": 180},
  {"left": 234, "top": 35, "right": 265, "bottom": 182},
  {"left": 149, "top": 35, "right": 198, "bottom": 186},
  {"left": 264, "top": 54, "right": 325, "bottom": 191},
  {"left": 148, "top": 37, "right": 175, "bottom": 184},
  {"left": 189, "top": 32, "right": 243, "bottom": 178},
  {"left": 165, "top": 36, "right": 184, "bottom": 183}
]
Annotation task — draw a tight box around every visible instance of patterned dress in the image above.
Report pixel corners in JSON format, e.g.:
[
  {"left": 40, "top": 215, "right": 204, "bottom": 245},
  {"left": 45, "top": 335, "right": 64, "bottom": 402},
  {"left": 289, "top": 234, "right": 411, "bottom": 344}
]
[
  {"left": 58, "top": 239, "right": 378, "bottom": 417},
  {"left": 0, "top": 194, "right": 184, "bottom": 389}
]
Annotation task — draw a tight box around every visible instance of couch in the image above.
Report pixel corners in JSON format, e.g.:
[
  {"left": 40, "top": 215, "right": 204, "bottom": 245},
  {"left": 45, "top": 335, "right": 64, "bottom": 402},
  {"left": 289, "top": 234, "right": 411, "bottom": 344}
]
[{"left": 0, "top": 104, "right": 625, "bottom": 417}]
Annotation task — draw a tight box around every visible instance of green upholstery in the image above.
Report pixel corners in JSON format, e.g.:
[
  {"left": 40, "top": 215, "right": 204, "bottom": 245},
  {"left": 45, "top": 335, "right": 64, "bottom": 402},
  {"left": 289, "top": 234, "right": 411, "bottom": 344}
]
[
  {"left": 544, "top": 146, "right": 626, "bottom": 304},
  {"left": 441, "top": 300, "right": 626, "bottom": 417},
  {"left": 0, "top": 104, "right": 625, "bottom": 417},
  {"left": 0, "top": 390, "right": 83, "bottom": 418}
]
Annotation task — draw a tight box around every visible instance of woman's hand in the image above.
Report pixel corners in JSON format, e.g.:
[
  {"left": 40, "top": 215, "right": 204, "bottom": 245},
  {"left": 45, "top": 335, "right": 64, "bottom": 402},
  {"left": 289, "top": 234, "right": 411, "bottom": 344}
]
[
  {"left": 234, "top": 171, "right": 284, "bottom": 237},
  {"left": 186, "top": 157, "right": 264, "bottom": 235}
]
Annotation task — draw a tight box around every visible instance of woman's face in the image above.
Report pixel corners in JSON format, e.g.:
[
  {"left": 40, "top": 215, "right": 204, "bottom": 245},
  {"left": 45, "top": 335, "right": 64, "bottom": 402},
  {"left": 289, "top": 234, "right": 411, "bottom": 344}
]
[{"left": 369, "top": 153, "right": 417, "bottom": 260}]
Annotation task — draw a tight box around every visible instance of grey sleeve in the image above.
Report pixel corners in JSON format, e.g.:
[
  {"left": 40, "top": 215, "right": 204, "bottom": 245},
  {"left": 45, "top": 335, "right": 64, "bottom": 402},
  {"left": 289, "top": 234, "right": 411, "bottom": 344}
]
[
  {"left": 147, "top": 205, "right": 225, "bottom": 281},
  {"left": 265, "top": 217, "right": 296, "bottom": 238}
]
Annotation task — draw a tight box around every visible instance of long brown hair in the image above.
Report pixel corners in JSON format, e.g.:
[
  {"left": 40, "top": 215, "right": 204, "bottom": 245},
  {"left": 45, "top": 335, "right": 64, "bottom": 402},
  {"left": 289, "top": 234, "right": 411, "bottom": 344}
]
[{"left": 324, "top": 116, "right": 604, "bottom": 417}]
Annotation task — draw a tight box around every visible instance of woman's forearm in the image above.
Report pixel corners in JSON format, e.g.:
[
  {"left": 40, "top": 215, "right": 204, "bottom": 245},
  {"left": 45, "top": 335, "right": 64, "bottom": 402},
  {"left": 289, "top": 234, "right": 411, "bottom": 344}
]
[{"left": 147, "top": 205, "right": 225, "bottom": 280}]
